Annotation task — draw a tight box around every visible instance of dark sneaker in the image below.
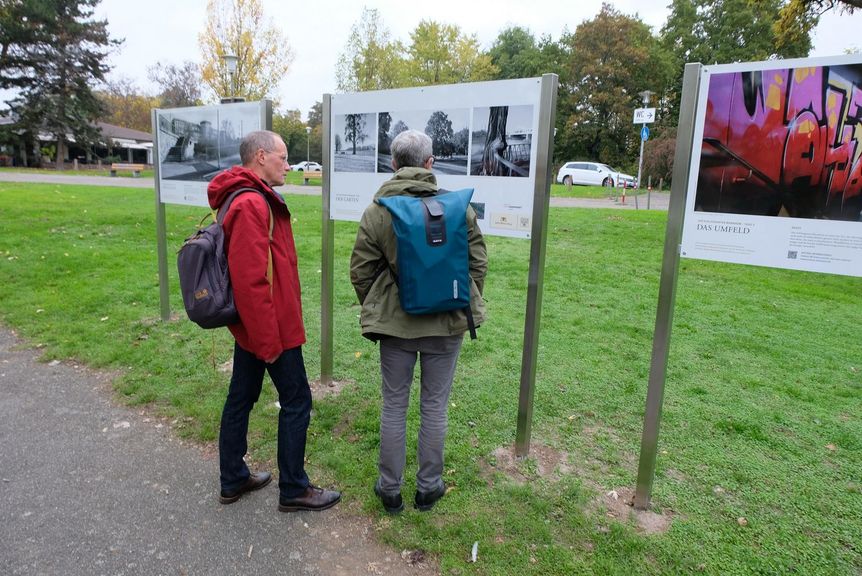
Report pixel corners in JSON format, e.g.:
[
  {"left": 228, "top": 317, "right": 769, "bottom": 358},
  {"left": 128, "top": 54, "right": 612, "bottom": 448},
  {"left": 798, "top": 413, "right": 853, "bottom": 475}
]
[
  {"left": 219, "top": 471, "right": 272, "bottom": 504},
  {"left": 414, "top": 482, "right": 446, "bottom": 511},
  {"left": 374, "top": 483, "right": 404, "bottom": 514},
  {"left": 278, "top": 485, "right": 341, "bottom": 512}
]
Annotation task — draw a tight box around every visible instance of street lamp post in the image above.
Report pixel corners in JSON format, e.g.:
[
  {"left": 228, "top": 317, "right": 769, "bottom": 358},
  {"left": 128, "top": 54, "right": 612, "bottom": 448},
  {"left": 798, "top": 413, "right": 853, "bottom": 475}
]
[
  {"left": 221, "top": 53, "right": 244, "bottom": 103},
  {"left": 306, "top": 126, "right": 311, "bottom": 164},
  {"left": 636, "top": 90, "right": 653, "bottom": 209}
]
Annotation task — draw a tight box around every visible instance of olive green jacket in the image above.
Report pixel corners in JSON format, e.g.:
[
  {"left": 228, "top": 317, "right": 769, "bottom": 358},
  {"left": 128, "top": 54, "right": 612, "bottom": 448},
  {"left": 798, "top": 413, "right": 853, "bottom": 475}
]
[{"left": 349, "top": 167, "right": 487, "bottom": 340}]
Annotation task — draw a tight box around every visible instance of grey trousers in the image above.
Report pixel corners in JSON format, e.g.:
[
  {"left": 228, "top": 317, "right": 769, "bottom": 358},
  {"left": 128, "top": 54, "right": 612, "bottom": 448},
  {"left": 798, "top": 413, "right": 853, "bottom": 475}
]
[{"left": 377, "top": 334, "right": 464, "bottom": 495}]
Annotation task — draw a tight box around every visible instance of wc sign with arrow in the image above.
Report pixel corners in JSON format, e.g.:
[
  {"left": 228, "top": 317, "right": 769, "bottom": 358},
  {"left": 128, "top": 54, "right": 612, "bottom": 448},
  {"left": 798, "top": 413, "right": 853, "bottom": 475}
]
[{"left": 633, "top": 107, "right": 656, "bottom": 123}]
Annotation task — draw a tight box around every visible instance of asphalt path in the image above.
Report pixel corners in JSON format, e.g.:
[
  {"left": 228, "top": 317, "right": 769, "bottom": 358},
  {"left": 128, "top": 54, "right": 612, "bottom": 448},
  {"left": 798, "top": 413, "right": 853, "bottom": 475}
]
[
  {"left": 0, "top": 328, "right": 437, "bottom": 575},
  {"left": 0, "top": 172, "right": 670, "bottom": 210}
]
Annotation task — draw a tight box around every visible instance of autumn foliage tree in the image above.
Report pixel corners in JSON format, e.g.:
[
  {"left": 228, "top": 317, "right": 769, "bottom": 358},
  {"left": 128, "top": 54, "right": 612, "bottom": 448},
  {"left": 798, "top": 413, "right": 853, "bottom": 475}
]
[
  {"left": 96, "top": 77, "right": 158, "bottom": 132},
  {"left": 198, "top": 0, "right": 293, "bottom": 102},
  {"left": 556, "top": 4, "right": 671, "bottom": 168},
  {"left": 147, "top": 61, "right": 203, "bottom": 108},
  {"left": 406, "top": 20, "right": 497, "bottom": 85},
  {"left": 336, "top": 10, "right": 498, "bottom": 91}
]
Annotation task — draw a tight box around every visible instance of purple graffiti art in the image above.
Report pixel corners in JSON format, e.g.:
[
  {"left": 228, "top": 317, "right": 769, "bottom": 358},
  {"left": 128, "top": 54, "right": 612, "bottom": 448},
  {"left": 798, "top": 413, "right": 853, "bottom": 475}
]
[{"left": 696, "top": 64, "right": 862, "bottom": 221}]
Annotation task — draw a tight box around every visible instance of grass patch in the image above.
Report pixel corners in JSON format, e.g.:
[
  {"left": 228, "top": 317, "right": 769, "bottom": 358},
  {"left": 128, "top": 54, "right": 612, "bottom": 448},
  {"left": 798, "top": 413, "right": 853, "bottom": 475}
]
[
  {"left": 0, "top": 181, "right": 859, "bottom": 575},
  {"left": 550, "top": 183, "right": 662, "bottom": 198},
  {"left": 0, "top": 166, "right": 155, "bottom": 178},
  {"left": 283, "top": 170, "right": 321, "bottom": 186}
]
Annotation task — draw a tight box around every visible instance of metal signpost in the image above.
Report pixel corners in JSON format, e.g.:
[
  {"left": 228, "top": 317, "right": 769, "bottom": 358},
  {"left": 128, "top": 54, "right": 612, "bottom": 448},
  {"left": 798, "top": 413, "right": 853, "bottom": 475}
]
[
  {"left": 633, "top": 65, "right": 700, "bottom": 510},
  {"left": 633, "top": 96, "right": 655, "bottom": 202}
]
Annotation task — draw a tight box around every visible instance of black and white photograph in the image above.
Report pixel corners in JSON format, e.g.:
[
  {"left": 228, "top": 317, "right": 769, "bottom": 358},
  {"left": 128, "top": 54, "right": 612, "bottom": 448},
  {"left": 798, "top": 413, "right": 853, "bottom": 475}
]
[
  {"left": 470, "top": 105, "right": 534, "bottom": 177},
  {"left": 377, "top": 109, "right": 469, "bottom": 175},
  {"left": 157, "top": 104, "right": 261, "bottom": 181},
  {"left": 334, "top": 112, "right": 376, "bottom": 173}
]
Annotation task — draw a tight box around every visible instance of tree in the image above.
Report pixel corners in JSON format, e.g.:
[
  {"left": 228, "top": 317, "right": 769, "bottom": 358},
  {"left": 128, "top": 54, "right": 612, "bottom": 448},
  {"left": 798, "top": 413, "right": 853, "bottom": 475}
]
[
  {"left": 307, "top": 101, "right": 322, "bottom": 128},
  {"left": 556, "top": 4, "right": 671, "bottom": 167},
  {"left": 406, "top": 20, "right": 497, "bottom": 85},
  {"left": 488, "top": 26, "right": 567, "bottom": 81},
  {"left": 344, "top": 113, "right": 366, "bottom": 154},
  {"left": 3, "top": 0, "right": 119, "bottom": 168},
  {"left": 336, "top": 7, "right": 405, "bottom": 91},
  {"left": 378, "top": 112, "right": 392, "bottom": 154},
  {"left": 390, "top": 120, "right": 408, "bottom": 141},
  {"left": 425, "top": 110, "right": 454, "bottom": 157},
  {"left": 0, "top": 0, "right": 55, "bottom": 89},
  {"left": 271, "top": 108, "right": 306, "bottom": 162},
  {"left": 660, "top": 0, "right": 815, "bottom": 123},
  {"left": 642, "top": 126, "right": 677, "bottom": 188},
  {"left": 96, "top": 77, "right": 158, "bottom": 132},
  {"left": 198, "top": 0, "right": 293, "bottom": 102},
  {"left": 147, "top": 61, "right": 202, "bottom": 108}
]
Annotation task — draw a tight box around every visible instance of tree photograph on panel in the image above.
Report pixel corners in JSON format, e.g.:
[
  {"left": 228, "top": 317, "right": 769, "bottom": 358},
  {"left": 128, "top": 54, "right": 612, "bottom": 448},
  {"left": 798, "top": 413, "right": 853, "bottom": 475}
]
[
  {"left": 376, "top": 108, "right": 468, "bottom": 174},
  {"left": 334, "top": 112, "right": 376, "bottom": 173},
  {"left": 157, "top": 104, "right": 260, "bottom": 181},
  {"left": 470, "top": 105, "right": 533, "bottom": 177}
]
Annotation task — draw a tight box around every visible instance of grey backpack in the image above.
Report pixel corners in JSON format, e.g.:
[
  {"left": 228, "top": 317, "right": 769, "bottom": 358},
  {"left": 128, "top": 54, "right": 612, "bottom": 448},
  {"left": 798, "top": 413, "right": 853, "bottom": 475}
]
[{"left": 177, "top": 188, "right": 272, "bottom": 329}]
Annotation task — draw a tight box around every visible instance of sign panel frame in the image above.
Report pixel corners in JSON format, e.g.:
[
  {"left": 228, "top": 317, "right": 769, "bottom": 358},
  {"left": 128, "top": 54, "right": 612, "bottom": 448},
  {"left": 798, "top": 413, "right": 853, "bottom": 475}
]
[
  {"left": 328, "top": 78, "right": 546, "bottom": 239},
  {"left": 154, "top": 100, "right": 272, "bottom": 208},
  {"left": 680, "top": 55, "right": 862, "bottom": 278}
]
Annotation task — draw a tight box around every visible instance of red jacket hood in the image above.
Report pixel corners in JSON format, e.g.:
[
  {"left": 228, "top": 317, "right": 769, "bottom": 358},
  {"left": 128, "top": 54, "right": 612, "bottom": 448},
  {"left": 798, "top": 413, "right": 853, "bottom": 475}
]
[{"left": 207, "top": 166, "right": 284, "bottom": 210}]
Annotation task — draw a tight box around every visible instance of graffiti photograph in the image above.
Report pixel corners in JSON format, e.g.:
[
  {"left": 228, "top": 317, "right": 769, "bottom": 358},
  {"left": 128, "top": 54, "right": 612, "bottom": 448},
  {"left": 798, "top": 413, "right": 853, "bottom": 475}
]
[
  {"left": 156, "top": 104, "right": 260, "bottom": 181},
  {"left": 377, "top": 109, "right": 469, "bottom": 175},
  {"left": 696, "top": 63, "right": 862, "bottom": 222},
  {"left": 334, "top": 112, "right": 376, "bottom": 173},
  {"left": 470, "top": 105, "right": 534, "bottom": 177}
]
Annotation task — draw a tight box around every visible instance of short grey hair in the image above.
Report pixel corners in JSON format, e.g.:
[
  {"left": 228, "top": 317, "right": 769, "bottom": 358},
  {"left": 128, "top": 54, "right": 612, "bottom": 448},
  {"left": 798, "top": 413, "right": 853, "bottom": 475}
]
[
  {"left": 240, "top": 130, "right": 281, "bottom": 165},
  {"left": 390, "top": 129, "right": 433, "bottom": 169}
]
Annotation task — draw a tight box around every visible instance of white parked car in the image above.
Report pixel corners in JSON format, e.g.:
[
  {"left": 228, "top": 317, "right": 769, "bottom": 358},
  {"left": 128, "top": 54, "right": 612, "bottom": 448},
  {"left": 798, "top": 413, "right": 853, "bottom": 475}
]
[
  {"left": 556, "top": 161, "right": 636, "bottom": 188},
  {"left": 291, "top": 161, "right": 322, "bottom": 172}
]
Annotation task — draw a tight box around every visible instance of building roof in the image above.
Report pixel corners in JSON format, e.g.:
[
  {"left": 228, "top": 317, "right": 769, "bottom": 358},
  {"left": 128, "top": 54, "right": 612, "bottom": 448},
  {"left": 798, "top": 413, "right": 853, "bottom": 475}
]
[{"left": 95, "top": 122, "right": 152, "bottom": 143}]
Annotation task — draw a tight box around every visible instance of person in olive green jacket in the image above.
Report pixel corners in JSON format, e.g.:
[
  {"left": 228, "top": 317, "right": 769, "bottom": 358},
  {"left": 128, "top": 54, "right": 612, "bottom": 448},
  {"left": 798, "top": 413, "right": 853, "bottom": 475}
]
[{"left": 350, "top": 129, "right": 487, "bottom": 514}]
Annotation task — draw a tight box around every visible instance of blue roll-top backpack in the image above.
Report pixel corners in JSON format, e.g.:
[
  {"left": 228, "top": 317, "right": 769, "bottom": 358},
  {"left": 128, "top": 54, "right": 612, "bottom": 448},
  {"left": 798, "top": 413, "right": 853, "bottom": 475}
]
[{"left": 377, "top": 188, "right": 477, "bottom": 338}]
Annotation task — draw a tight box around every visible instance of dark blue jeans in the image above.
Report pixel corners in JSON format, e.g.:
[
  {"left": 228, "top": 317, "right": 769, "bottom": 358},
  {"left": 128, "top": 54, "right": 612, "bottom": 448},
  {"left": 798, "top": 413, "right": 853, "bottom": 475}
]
[{"left": 219, "top": 343, "right": 311, "bottom": 499}]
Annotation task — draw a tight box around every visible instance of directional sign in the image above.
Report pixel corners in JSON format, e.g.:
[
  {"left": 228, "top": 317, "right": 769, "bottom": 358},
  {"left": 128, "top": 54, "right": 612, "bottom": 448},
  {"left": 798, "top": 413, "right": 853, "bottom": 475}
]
[
  {"left": 633, "top": 107, "right": 656, "bottom": 124},
  {"left": 641, "top": 125, "right": 650, "bottom": 141}
]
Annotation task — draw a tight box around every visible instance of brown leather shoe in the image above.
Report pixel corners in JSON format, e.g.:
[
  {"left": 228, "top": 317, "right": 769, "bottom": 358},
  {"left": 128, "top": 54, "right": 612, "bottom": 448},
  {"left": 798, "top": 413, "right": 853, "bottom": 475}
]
[
  {"left": 219, "top": 471, "right": 272, "bottom": 504},
  {"left": 278, "top": 485, "right": 341, "bottom": 512}
]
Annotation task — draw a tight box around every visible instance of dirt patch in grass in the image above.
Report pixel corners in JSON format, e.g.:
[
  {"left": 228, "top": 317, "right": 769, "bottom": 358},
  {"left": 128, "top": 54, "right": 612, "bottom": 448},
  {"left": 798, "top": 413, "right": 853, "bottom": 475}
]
[
  {"left": 596, "top": 486, "right": 674, "bottom": 535},
  {"left": 310, "top": 377, "right": 353, "bottom": 400},
  {"left": 479, "top": 443, "right": 573, "bottom": 486},
  {"left": 479, "top": 442, "right": 674, "bottom": 535}
]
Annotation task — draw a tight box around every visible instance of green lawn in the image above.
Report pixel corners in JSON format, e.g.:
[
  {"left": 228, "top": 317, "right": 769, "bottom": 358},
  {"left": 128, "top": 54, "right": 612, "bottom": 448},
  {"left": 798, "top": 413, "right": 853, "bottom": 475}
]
[
  {"left": 550, "top": 182, "right": 661, "bottom": 198},
  {"left": 0, "top": 182, "right": 859, "bottom": 575},
  {"left": 0, "top": 165, "right": 156, "bottom": 178}
]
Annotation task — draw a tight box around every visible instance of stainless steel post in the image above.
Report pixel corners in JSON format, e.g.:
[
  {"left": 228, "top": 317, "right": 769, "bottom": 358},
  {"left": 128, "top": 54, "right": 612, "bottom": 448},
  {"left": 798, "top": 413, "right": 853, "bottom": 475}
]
[
  {"left": 320, "top": 94, "right": 335, "bottom": 386},
  {"left": 153, "top": 108, "right": 171, "bottom": 322},
  {"left": 515, "top": 74, "right": 558, "bottom": 457},
  {"left": 634, "top": 63, "right": 702, "bottom": 510}
]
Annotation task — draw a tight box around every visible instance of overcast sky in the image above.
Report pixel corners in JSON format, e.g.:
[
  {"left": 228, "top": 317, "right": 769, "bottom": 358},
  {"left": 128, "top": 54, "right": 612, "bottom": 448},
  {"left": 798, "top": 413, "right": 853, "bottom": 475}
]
[{"left": 89, "top": 0, "right": 862, "bottom": 117}]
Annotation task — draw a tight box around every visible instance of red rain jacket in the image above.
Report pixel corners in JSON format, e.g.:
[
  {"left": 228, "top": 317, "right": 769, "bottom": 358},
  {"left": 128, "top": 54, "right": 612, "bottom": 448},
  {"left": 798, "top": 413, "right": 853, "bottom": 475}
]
[{"left": 207, "top": 166, "right": 306, "bottom": 361}]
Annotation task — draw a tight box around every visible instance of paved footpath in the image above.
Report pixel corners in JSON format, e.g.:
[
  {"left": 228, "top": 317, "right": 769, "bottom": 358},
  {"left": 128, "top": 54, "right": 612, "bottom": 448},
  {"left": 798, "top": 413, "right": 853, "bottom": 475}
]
[
  {"left": 0, "top": 171, "right": 669, "bottom": 210},
  {"left": 0, "top": 328, "right": 436, "bottom": 575}
]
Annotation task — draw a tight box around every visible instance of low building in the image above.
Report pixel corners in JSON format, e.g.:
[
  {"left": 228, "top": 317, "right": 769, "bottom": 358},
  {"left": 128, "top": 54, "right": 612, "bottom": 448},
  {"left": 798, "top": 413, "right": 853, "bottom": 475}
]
[{"left": 0, "top": 117, "right": 153, "bottom": 167}]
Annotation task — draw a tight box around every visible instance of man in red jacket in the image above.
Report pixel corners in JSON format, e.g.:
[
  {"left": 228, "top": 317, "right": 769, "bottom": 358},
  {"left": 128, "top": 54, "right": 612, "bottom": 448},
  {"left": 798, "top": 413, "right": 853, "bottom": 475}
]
[{"left": 207, "top": 130, "right": 340, "bottom": 512}]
